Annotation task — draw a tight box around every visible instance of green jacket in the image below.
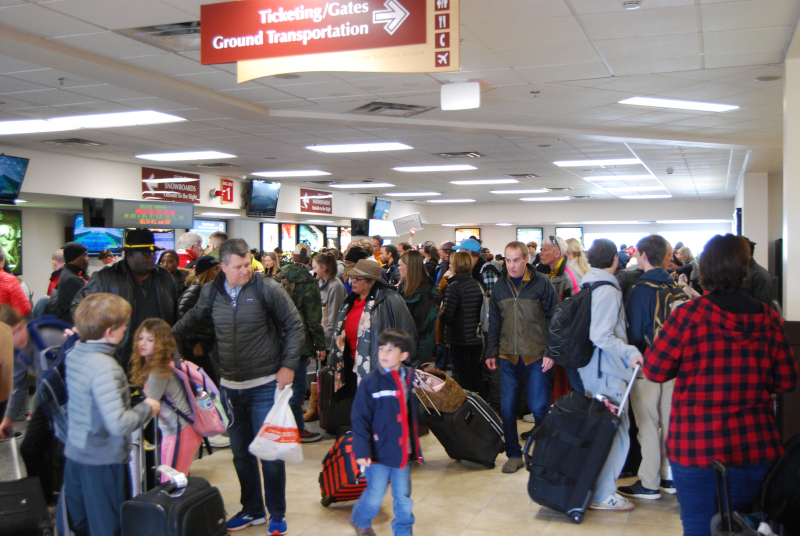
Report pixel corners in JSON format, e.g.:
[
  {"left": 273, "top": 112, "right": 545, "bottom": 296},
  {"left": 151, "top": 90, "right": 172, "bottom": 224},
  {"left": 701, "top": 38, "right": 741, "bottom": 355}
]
[{"left": 280, "top": 264, "right": 326, "bottom": 357}]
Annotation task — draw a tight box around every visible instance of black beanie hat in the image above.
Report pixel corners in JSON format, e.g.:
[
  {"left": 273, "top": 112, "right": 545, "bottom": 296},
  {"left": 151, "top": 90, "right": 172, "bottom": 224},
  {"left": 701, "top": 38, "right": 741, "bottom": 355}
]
[
  {"left": 345, "top": 246, "right": 369, "bottom": 264},
  {"left": 63, "top": 242, "right": 88, "bottom": 264}
]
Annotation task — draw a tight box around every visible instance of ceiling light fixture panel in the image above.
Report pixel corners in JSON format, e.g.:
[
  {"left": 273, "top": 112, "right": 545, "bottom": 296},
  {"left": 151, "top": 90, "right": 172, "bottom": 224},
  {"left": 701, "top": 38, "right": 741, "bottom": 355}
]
[
  {"left": 427, "top": 199, "right": 476, "bottom": 203},
  {"left": 328, "top": 182, "right": 395, "bottom": 188},
  {"left": 306, "top": 142, "right": 412, "bottom": 153},
  {"left": 450, "top": 179, "right": 518, "bottom": 185},
  {"left": 521, "top": 196, "right": 572, "bottom": 202},
  {"left": 253, "top": 170, "right": 330, "bottom": 177},
  {"left": 605, "top": 186, "right": 668, "bottom": 192},
  {"left": 394, "top": 165, "right": 477, "bottom": 172},
  {"left": 201, "top": 212, "right": 241, "bottom": 217},
  {"left": 490, "top": 189, "right": 550, "bottom": 194},
  {"left": 47, "top": 110, "right": 187, "bottom": 129},
  {"left": 385, "top": 192, "right": 441, "bottom": 197},
  {"left": 554, "top": 158, "right": 641, "bottom": 167},
  {"left": 619, "top": 194, "right": 673, "bottom": 199},
  {"left": 584, "top": 175, "right": 656, "bottom": 181},
  {"left": 619, "top": 97, "right": 739, "bottom": 112},
  {"left": 136, "top": 151, "right": 236, "bottom": 161}
]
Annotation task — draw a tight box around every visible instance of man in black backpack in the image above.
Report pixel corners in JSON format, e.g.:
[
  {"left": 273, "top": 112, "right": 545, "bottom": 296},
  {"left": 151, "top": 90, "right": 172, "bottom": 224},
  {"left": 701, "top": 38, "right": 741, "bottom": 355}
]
[{"left": 618, "top": 235, "right": 686, "bottom": 501}]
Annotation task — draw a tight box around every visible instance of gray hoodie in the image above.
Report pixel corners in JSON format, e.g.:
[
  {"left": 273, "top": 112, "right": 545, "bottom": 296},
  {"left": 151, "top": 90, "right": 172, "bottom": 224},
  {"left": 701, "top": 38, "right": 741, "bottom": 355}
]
[{"left": 580, "top": 268, "right": 642, "bottom": 387}]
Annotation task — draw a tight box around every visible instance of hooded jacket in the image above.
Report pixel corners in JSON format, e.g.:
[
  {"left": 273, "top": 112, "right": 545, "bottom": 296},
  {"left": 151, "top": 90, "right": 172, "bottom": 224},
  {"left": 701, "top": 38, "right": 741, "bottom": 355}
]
[
  {"left": 177, "top": 279, "right": 216, "bottom": 353},
  {"left": 399, "top": 278, "right": 437, "bottom": 363},
  {"left": 548, "top": 257, "right": 580, "bottom": 301},
  {"left": 319, "top": 275, "right": 346, "bottom": 347},
  {"left": 743, "top": 257, "right": 773, "bottom": 307},
  {"left": 486, "top": 264, "right": 559, "bottom": 364},
  {"left": 439, "top": 274, "right": 483, "bottom": 346},
  {"left": 350, "top": 365, "right": 423, "bottom": 468},
  {"left": 625, "top": 267, "right": 680, "bottom": 353},
  {"left": 280, "top": 263, "right": 326, "bottom": 357},
  {"left": 172, "top": 272, "right": 304, "bottom": 382}
]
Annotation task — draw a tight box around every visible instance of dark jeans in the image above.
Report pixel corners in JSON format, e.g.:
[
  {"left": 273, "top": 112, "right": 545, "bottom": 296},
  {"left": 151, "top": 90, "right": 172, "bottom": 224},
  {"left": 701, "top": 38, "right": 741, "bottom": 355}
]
[
  {"left": 500, "top": 358, "right": 552, "bottom": 458},
  {"left": 59, "top": 460, "right": 128, "bottom": 536},
  {"left": 670, "top": 459, "right": 772, "bottom": 536},
  {"left": 450, "top": 344, "right": 484, "bottom": 393},
  {"left": 289, "top": 357, "right": 309, "bottom": 431},
  {"left": 21, "top": 403, "right": 61, "bottom": 504},
  {"left": 566, "top": 367, "right": 585, "bottom": 394},
  {"left": 223, "top": 382, "right": 286, "bottom": 517},
  {"left": 434, "top": 344, "right": 452, "bottom": 370}
]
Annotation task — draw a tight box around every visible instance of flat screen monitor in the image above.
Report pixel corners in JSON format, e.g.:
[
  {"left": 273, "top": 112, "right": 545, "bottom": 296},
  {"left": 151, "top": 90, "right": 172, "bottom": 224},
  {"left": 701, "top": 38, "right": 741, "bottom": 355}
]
[
  {"left": 0, "top": 154, "right": 30, "bottom": 204},
  {"left": 0, "top": 209, "right": 22, "bottom": 274},
  {"left": 153, "top": 231, "right": 175, "bottom": 263},
  {"left": 191, "top": 219, "right": 227, "bottom": 249},
  {"left": 299, "top": 225, "right": 324, "bottom": 251},
  {"left": 261, "top": 223, "right": 279, "bottom": 253},
  {"left": 326, "top": 226, "right": 339, "bottom": 250},
  {"left": 517, "top": 227, "right": 543, "bottom": 246},
  {"left": 281, "top": 224, "right": 297, "bottom": 252},
  {"left": 247, "top": 180, "right": 281, "bottom": 218},
  {"left": 556, "top": 226, "right": 584, "bottom": 244},
  {"left": 455, "top": 228, "right": 480, "bottom": 243},
  {"left": 372, "top": 199, "right": 391, "bottom": 220},
  {"left": 351, "top": 219, "right": 368, "bottom": 236},
  {"left": 73, "top": 215, "right": 124, "bottom": 256}
]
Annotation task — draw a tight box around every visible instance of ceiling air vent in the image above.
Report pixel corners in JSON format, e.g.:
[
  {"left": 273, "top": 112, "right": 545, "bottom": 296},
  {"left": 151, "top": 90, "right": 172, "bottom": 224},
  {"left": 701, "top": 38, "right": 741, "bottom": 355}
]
[
  {"left": 505, "top": 173, "right": 539, "bottom": 178},
  {"left": 306, "top": 181, "right": 335, "bottom": 185},
  {"left": 115, "top": 22, "right": 201, "bottom": 53},
  {"left": 42, "top": 138, "right": 104, "bottom": 147},
  {"left": 347, "top": 102, "right": 433, "bottom": 117},
  {"left": 435, "top": 151, "right": 484, "bottom": 158},
  {"left": 194, "top": 162, "right": 239, "bottom": 169}
]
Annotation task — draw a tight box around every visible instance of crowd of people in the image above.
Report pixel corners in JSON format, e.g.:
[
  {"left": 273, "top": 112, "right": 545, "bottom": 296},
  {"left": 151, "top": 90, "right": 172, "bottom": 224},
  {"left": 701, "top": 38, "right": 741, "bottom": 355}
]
[{"left": 0, "top": 227, "right": 795, "bottom": 536}]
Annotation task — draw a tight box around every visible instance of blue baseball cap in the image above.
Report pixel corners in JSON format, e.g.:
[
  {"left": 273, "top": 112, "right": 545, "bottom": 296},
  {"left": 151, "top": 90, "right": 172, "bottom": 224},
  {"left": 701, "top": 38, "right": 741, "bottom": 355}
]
[{"left": 456, "top": 238, "right": 481, "bottom": 253}]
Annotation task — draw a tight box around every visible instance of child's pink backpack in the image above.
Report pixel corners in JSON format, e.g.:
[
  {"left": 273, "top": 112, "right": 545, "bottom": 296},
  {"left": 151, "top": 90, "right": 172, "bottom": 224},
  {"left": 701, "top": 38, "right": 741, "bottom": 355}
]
[{"left": 163, "top": 357, "right": 232, "bottom": 437}]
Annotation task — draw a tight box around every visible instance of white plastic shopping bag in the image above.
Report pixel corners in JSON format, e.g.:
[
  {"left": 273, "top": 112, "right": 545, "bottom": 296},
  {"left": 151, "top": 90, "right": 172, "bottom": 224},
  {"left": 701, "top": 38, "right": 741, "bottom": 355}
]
[{"left": 248, "top": 385, "right": 303, "bottom": 464}]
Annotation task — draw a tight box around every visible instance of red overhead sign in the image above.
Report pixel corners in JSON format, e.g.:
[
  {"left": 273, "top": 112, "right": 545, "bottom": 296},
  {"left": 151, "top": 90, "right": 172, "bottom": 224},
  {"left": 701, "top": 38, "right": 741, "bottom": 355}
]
[
  {"left": 220, "top": 178, "right": 234, "bottom": 204},
  {"left": 300, "top": 188, "right": 333, "bottom": 214},
  {"left": 201, "top": 0, "right": 427, "bottom": 65},
  {"left": 141, "top": 167, "right": 200, "bottom": 204}
]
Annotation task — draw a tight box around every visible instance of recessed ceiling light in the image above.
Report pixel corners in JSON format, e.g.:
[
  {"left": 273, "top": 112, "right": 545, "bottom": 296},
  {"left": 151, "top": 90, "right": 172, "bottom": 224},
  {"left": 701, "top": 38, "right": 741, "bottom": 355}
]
[
  {"left": 142, "top": 177, "right": 200, "bottom": 184},
  {"left": 253, "top": 170, "right": 330, "bottom": 178},
  {"left": 13, "top": 199, "right": 27, "bottom": 204},
  {"left": 328, "top": 183, "right": 395, "bottom": 188},
  {"left": 619, "top": 97, "right": 738, "bottom": 112},
  {"left": 450, "top": 179, "right": 518, "bottom": 185},
  {"left": 385, "top": 192, "right": 441, "bottom": 197},
  {"left": 490, "top": 189, "right": 550, "bottom": 194},
  {"left": 622, "top": 1, "right": 641, "bottom": 10},
  {"left": 48, "top": 110, "right": 187, "bottom": 129},
  {"left": 585, "top": 175, "right": 656, "bottom": 181},
  {"left": 554, "top": 158, "right": 641, "bottom": 167},
  {"left": 754, "top": 75, "right": 782, "bottom": 83},
  {"left": 442, "top": 224, "right": 459, "bottom": 227},
  {"left": 427, "top": 199, "right": 476, "bottom": 203},
  {"left": 307, "top": 219, "right": 334, "bottom": 223},
  {"left": 136, "top": 151, "right": 236, "bottom": 161},
  {"left": 656, "top": 219, "right": 732, "bottom": 224},
  {"left": 0, "top": 119, "right": 79, "bottom": 136},
  {"left": 520, "top": 196, "right": 572, "bottom": 202},
  {"left": 394, "top": 165, "right": 477, "bottom": 172},
  {"left": 200, "top": 212, "right": 241, "bottom": 217},
  {"left": 619, "top": 194, "right": 673, "bottom": 199},
  {"left": 496, "top": 223, "right": 513, "bottom": 226},
  {"left": 306, "top": 142, "right": 412, "bottom": 153},
  {"left": 605, "top": 186, "right": 668, "bottom": 192},
  {"left": 582, "top": 221, "right": 643, "bottom": 225}
]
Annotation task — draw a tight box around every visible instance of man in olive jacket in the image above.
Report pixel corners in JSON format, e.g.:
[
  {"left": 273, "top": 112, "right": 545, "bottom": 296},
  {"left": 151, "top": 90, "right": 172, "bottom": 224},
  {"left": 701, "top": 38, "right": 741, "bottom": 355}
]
[
  {"left": 172, "top": 238, "right": 304, "bottom": 534},
  {"left": 485, "top": 241, "right": 559, "bottom": 474}
]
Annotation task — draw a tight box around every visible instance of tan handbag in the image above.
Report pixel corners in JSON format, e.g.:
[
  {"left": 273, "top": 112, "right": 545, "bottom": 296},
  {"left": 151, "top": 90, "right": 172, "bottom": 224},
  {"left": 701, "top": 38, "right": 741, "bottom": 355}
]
[{"left": 412, "top": 364, "right": 466, "bottom": 414}]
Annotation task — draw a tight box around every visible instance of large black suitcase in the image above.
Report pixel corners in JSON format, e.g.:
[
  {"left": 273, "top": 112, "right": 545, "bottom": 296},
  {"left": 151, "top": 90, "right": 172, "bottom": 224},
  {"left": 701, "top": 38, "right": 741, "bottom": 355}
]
[
  {"left": 121, "top": 474, "right": 227, "bottom": 536},
  {"left": 0, "top": 435, "right": 54, "bottom": 536},
  {"left": 419, "top": 392, "right": 504, "bottom": 469},
  {"left": 523, "top": 366, "right": 638, "bottom": 524},
  {"left": 319, "top": 366, "right": 355, "bottom": 434}
]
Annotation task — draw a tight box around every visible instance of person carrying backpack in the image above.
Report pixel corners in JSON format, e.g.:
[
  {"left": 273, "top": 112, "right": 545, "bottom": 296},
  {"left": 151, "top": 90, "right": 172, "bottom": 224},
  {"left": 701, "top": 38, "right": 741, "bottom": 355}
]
[{"left": 618, "top": 235, "right": 688, "bottom": 501}]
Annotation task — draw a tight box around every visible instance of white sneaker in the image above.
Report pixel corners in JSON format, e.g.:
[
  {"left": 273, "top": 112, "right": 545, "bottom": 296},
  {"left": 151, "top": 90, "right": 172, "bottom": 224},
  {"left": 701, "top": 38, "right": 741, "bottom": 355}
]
[
  {"left": 522, "top": 414, "right": 536, "bottom": 423},
  {"left": 207, "top": 434, "right": 230, "bottom": 448},
  {"left": 589, "top": 492, "right": 635, "bottom": 512}
]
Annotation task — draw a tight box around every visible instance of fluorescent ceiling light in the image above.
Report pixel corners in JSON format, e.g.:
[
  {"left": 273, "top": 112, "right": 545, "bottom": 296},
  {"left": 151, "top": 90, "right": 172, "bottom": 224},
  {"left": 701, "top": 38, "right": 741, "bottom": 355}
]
[
  {"left": 299, "top": 193, "right": 333, "bottom": 200},
  {"left": 555, "top": 158, "right": 641, "bottom": 167},
  {"left": 450, "top": 179, "right": 518, "bottom": 185},
  {"left": 496, "top": 223, "right": 513, "bottom": 226},
  {"left": 13, "top": 199, "right": 27, "bottom": 204},
  {"left": 656, "top": 219, "right": 732, "bottom": 224},
  {"left": 136, "top": 151, "right": 236, "bottom": 161},
  {"left": 306, "top": 142, "right": 412, "bottom": 153},
  {"left": 394, "top": 165, "right": 477, "bottom": 172},
  {"left": 619, "top": 96, "right": 739, "bottom": 113},
  {"left": 307, "top": 219, "right": 334, "bottom": 223},
  {"left": 385, "top": 192, "right": 441, "bottom": 197},
  {"left": 442, "top": 224, "right": 459, "bottom": 227},
  {"left": 142, "top": 177, "right": 200, "bottom": 184},
  {"left": 201, "top": 212, "right": 241, "bottom": 217},
  {"left": 427, "top": 199, "right": 476, "bottom": 203},
  {"left": 328, "top": 182, "right": 394, "bottom": 188},
  {"left": 0, "top": 119, "right": 77, "bottom": 136},
  {"left": 605, "top": 186, "right": 668, "bottom": 193},
  {"left": 584, "top": 175, "right": 655, "bottom": 181},
  {"left": 582, "top": 221, "right": 642, "bottom": 225},
  {"left": 48, "top": 110, "right": 186, "bottom": 129},
  {"left": 521, "top": 196, "right": 572, "bottom": 202},
  {"left": 619, "top": 195, "right": 673, "bottom": 199},
  {"left": 253, "top": 170, "right": 330, "bottom": 178},
  {"left": 490, "top": 189, "right": 550, "bottom": 194}
]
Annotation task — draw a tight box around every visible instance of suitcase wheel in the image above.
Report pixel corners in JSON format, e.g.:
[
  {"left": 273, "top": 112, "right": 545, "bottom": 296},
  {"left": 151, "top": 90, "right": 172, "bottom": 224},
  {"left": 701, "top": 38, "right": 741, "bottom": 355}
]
[
  {"left": 570, "top": 512, "right": 584, "bottom": 524},
  {"left": 321, "top": 496, "right": 333, "bottom": 507}
]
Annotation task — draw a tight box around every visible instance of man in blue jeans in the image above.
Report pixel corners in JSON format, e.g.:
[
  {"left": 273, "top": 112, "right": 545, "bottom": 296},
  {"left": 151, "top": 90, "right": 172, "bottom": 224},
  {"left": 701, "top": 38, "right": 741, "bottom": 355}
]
[
  {"left": 173, "top": 239, "right": 304, "bottom": 534},
  {"left": 485, "top": 241, "right": 559, "bottom": 474}
]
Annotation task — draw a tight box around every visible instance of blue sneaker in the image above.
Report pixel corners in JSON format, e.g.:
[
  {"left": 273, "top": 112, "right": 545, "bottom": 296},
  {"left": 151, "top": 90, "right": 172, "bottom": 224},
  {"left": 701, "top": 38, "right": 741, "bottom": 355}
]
[
  {"left": 226, "top": 511, "right": 267, "bottom": 532},
  {"left": 268, "top": 516, "right": 288, "bottom": 536}
]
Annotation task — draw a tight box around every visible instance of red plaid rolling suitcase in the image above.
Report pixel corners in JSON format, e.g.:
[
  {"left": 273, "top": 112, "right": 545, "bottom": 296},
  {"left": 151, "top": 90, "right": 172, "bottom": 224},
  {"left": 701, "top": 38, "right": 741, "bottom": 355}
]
[{"left": 318, "top": 432, "right": 366, "bottom": 507}]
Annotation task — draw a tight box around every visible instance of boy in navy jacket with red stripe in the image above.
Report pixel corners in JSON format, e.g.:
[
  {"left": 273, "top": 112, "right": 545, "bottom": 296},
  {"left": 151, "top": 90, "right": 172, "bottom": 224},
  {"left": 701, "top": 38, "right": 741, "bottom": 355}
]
[{"left": 350, "top": 328, "right": 423, "bottom": 536}]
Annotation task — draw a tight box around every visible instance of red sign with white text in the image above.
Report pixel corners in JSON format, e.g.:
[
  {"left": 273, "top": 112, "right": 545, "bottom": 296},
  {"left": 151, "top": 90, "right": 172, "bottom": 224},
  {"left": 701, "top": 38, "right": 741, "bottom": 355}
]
[
  {"left": 220, "top": 178, "right": 234, "bottom": 204},
  {"left": 141, "top": 167, "right": 200, "bottom": 204},
  {"left": 300, "top": 189, "right": 333, "bottom": 214},
  {"left": 201, "top": 0, "right": 427, "bottom": 65}
]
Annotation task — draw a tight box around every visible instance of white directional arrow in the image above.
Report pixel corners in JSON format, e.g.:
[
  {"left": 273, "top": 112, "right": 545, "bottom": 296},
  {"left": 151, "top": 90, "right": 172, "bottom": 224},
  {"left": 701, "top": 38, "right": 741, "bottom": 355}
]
[{"left": 373, "top": 0, "right": 410, "bottom": 35}]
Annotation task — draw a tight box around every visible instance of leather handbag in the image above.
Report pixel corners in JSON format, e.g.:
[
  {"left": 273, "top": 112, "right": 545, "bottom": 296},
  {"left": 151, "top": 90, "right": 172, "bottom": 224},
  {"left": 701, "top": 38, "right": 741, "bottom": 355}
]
[{"left": 412, "top": 363, "right": 466, "bottom": 414}]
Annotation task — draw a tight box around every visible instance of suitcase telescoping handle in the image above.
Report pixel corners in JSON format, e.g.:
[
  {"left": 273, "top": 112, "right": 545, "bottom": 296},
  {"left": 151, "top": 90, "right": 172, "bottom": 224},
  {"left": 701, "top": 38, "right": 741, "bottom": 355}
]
[
  {"left": 9, "top": 430, "right": 23, "bottom": 480},
  {"left": 617, "top": 364, "right": 641, "bottom": 416},
  {"left": 713, "top": 459, "right": 735, "bottom": 533}
]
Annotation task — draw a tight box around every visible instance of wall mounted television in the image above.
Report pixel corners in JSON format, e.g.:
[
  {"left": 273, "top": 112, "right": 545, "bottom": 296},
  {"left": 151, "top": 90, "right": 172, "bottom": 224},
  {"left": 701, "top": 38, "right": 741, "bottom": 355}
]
[
  {"left": 372, "top": 199, "right": 391, "bottom": 220},
  {"left": 73, "top": 214, "right": 124, "bottom": 256},
  {"left": 516, "top": 227, "right": 543, "bottom": 246},
  {"left": 0, "top": 154, "right": 30, "bottom": 205},
  {"left": 246, "top": 180, "right": 281, "bottom": 218},
  {"left": 555, "top": 226, "right": 584, "bottom": 244},
  {"left": 191, "top": 219, "right": 227, "bottom": 249},
  {"left": 153, "top": 230, "right": 175, "bottom": 263}
]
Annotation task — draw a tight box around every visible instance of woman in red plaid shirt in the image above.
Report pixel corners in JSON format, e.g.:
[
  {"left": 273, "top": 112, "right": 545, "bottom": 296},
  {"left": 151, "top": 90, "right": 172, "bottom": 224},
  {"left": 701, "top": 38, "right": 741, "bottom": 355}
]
[{"left": 644, "top": 234, "right": 797, "bottom": 536}]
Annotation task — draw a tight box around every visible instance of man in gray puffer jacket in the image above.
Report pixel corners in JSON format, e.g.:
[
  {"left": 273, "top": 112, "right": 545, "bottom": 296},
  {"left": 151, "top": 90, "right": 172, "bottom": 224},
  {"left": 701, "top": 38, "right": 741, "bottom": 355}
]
[{"left": 172, "top": 238, "right": 304, "bottom": 535}]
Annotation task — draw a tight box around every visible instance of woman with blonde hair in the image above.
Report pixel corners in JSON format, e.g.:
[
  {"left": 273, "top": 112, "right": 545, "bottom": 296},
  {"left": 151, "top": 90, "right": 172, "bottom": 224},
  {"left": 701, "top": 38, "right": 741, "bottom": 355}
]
[
  {"left": 263, "top": 251, "right": 280, "bottom": 278},
  {"left": 565, "top": 238, "right": 590, "bottom": 284}
]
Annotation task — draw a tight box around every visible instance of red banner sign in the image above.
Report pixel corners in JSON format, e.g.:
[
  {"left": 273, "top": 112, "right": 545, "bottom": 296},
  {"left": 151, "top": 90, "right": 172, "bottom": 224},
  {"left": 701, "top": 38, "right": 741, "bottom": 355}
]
[
  {"left": 141, "top": 168, "right": 200, "bottom": 204},
  {"left": 201, "top": 0, "right": 427, "bottom": 65},
  {"left": 300, "top": 188, "right": 333, "bottom": 214},
  {"left": 220, "top": 178, "right": 234, "bottom": 204}
]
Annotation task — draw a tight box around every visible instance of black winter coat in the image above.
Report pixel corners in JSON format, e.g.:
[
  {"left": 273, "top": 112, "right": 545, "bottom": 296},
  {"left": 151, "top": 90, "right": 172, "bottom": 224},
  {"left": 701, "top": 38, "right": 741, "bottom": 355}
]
[
  {"left": 52, "top": 263, "right": 86, "bottom": 323},
  {"left": 177, "top": 280, "right": 216, "bottom": 353},
  {"left": 439, "top": 274, "right": 483, "bottom": 346}
]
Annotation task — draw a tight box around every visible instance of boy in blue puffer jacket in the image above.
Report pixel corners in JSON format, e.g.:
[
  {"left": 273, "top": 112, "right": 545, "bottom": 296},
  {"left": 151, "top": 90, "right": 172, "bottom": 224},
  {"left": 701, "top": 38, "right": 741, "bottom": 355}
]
[{"left": 350, "top": 328, "right": 423, "bottom": 536}]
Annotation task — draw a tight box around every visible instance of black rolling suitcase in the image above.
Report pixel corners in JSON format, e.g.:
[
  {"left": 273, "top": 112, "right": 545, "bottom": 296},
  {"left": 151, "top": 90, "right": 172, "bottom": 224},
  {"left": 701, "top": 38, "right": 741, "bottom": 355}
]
[
  {"left": 418, "top": 392, "right": 505, "bottom": 469},
  {"left": 710, "top": 460, "right": 760, "bottom": 536},
  {"left": 0, "top": 434, "right": 54, "bottom": 536},
  {"left": 523, "top": 365, "right": 639, "bottom": 524},
  {"left": 319, "top": 366, "right": 354, "bottom": 434}
]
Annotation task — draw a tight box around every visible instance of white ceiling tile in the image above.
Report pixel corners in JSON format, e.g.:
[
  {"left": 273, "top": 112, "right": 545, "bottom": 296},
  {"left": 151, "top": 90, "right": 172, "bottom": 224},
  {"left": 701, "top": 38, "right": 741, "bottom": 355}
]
[
  {"left": 701, "top": 0, "right": 798, "bottom": 32},
  {"left": 704, "top": 51, "right": 786, "bottom": 69},
  {"left": 0, "top": 76, "right": 52, "bottom": 94},
  {"left": 0, "top": 55, "right": 50, "bottom": 75},
  {"left": 0, "top": 3, "right": 105, "bottom": 37},
  {"left": 462, "top": 0, "right": 571, "bottom": 24},
  {"left": 612, "top": 56, "right": 705, "bottom": 77},
  {"left": 1, "top": 88, "right": 99, "bottom": 106},
  {"left": 570, "top": 0, "right": 695, "bottom": 14},
  {"left": 467, "top": 17, "right": 587, "bottom": 49},
  {"left": 174, "top": 72, "right": 258, "bottom": 91},
  {"left": 704, "top": 27, "right": 793, "bottom": 56},
  {"left": 459, "top": 49, "right": 511, "bottom": 72},
  {"left": 431, "top": 69, "right": 528, "bottom": 88},
  {"left": 49, "top": 31, "right": 172, "bottom": 58},
  {"left": 6, "top": 69, "right": 103, "bottom": 89},
  {"left": 515, "top": 62, "right": 612, "bottom": 84},
  {"left": 45, "top": 0, "right": 198, "bottom": 31},
  {"left": 65, "top": 84, "right": 158, "bottom": 100},
  {"left": 493, "top": 42, "right": 601, "bottom": 70},
  {"left": 121, "top": 54, "right": 215, "bottom": 76},
  {"left": 581, "top": 6, "right": 698, "bottom": 40}
]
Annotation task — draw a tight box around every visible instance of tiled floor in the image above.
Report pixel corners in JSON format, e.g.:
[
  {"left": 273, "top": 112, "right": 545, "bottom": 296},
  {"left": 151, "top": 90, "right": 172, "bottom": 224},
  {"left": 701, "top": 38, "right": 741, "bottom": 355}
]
[{"left": 190, "top": 423, "right": 684, "bottom": 536}]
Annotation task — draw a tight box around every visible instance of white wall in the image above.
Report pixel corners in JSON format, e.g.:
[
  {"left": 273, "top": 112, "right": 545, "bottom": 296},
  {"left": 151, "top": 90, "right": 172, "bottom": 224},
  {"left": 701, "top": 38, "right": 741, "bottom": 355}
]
[
  {"left": 768, "top": 173, "right": 783, "bottom": 274},
  {"left": 735, "top": 172, "right": 769, "bottom": 267}
]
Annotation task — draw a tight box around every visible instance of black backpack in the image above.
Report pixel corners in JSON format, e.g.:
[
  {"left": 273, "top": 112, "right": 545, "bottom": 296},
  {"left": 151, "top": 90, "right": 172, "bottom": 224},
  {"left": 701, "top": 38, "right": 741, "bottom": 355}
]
[
  {"left": 633, "top": 280, "right": 689, "bottom": 346},
  {"left": 546, "top": 281, "right": 615, "bottom": 369},
  {"left": 759, "top": 433, "right": 800, "bottom": 531}
]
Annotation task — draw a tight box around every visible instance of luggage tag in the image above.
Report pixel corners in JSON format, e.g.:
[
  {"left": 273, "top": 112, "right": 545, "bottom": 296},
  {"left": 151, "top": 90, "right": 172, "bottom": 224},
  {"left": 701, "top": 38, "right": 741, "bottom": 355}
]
[{"left": 594, "top": 395, "right": 619, "bottom": 415}]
